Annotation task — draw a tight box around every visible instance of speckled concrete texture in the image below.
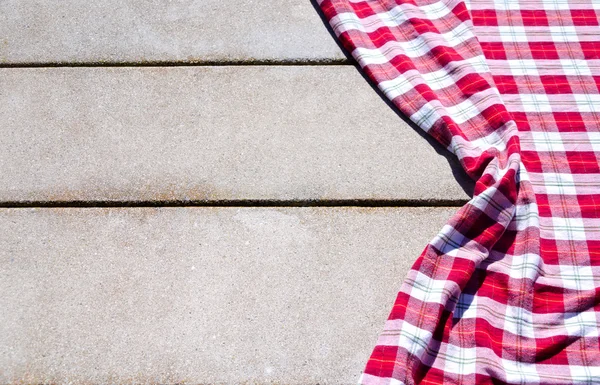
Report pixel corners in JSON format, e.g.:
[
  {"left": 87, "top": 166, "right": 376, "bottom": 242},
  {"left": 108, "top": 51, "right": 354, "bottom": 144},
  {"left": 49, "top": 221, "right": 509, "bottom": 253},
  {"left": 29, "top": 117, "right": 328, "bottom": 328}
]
[
  {"left": 0, "top": 207, "right": 455, "bottom": 384},
  {"left": 0, "top": 0, "right": 344, "bottom": 64},
  {"left": 0, "top": 66, "right": 470, "bottom": 203}
]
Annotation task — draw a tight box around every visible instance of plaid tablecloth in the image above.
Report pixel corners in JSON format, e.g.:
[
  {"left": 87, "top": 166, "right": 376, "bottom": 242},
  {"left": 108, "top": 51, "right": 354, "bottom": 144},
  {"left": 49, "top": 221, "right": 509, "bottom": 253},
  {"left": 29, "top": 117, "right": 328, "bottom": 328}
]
[{"left": 318, "top": 0, "right": 600, "bottom": 383}]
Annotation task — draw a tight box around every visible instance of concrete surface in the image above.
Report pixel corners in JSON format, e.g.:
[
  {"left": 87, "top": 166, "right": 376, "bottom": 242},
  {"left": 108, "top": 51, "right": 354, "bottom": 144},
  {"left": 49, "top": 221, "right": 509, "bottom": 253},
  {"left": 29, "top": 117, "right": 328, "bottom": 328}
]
[
  {"left": 0, "top": 66, "right": 471, "bottom": 204},
  {"left": 0, "top": 0, "right": 345, "bottom": 64},
  {"left": 0, "top": 207, "right": 456, "bottom": 384}
]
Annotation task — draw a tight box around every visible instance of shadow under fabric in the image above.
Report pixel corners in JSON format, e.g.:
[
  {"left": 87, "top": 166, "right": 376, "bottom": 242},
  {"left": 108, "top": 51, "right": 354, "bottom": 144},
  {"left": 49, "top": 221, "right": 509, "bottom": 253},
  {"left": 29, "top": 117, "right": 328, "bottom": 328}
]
[{"left": 317, "top": 0, "right": 600, "bottom": 383}]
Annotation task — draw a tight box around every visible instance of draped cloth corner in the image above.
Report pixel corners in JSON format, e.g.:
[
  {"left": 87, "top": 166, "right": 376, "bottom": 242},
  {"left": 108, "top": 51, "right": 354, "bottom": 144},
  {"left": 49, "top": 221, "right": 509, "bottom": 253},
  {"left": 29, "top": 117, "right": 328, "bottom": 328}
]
[{"left": 318, "top": 0, "right": 600, "bottom": 383}]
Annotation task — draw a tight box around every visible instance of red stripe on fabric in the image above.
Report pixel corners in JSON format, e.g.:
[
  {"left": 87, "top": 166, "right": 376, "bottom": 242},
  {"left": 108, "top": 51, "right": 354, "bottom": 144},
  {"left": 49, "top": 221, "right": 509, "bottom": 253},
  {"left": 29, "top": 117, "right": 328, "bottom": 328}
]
[
  {"left": 571, "top": 9, "right": 600, "bottom": 26},
  {"left": 363, "top": 345, "right": 400, "bottom": 377}
]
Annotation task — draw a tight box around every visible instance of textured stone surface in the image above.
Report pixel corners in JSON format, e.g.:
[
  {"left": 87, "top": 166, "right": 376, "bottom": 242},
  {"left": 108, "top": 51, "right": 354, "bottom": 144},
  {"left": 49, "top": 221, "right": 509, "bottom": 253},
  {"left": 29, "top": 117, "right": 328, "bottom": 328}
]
[
  {"left": 0, "top": 0, "right": 344, "bottom": 64},
  {"left": 0, "top": 66, "right": 470, "bottom": 203},
  {"left": 0, "top": 207, "right": 456, "bottom": 384}
]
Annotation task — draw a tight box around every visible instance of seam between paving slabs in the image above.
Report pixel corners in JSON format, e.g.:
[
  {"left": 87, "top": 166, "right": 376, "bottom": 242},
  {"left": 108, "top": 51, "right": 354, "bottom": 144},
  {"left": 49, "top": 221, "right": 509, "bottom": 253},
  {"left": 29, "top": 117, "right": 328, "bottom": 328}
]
[
  {"left": 0, "top": 199, "right": 468, "bottom": 208},
  {"left": 0, "top": 59, "right": 352, "bottom": 68}
]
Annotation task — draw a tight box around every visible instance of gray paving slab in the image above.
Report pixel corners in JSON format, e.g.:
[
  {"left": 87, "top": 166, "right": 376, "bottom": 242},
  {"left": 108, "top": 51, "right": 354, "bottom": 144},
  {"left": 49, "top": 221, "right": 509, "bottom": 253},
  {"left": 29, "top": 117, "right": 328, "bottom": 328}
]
[
  {"left": 0, "top": 206, "right": 456, "bottom": 384},
  {"left": 0, "top": 66, "right": 471, "bottom": 203},
  {"left": 0, "top": 0, "right": 344, "bottom": 64}
]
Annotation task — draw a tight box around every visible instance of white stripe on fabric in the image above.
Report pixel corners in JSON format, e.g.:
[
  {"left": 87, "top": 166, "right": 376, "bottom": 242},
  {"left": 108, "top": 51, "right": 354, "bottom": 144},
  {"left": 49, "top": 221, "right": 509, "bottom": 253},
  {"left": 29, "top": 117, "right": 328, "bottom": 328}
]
[
  {"left": 502, "top": 359, "right": 541, "bottom": 383},
  {"left": 502, "top": 94, "right": 600, "bottom": 113},
  {"left": 410, "top": 87, "right": 503, "bottom": 131},
  {"left": 331, "top": 0, "right": 461, "bottom": 36},
  {"left": 469, "top": 0, "right": 598, "bottom": 10},
  {"left": 451, "top": 129, "right": 508, "bottom": 154},
  {"left": 541, "top": 0, "right": 572, "bottom": 10},
  {"left": 504, "top": 305, "right": 536, "bottom": 338},
  {"left": 455, "top": 296, "right": 600, "bottom": 339},
  {"left": 487, "top": 59, "right": 600, "bottom": 76},
  {"left": 378, "top": 55, "right": 489, "bottom": 101},
  {"left": 491, "top": 0, "right": 521, "bottom": 10},
  {"left": 521, "top": 131, "right": 600, "bottom": 152},
  {"left": 410, "top": 101, "right": 442, "bottom": 131},
  {"left": 573, "top": 94, "right": 600, "bottom": 112},
  {"left": 402, "top": 271, "right": 456, "bottom": 304},
  {"left": 359, "top": 373, "right": 406, "bottom": 385},
  {"left": 559, "top": 266, "right": 597, "bottom": 291},
  {"left": 507, "top": 59, "right": 539, "bottom": 76},
  {"left": 430, "top": 225, "right": 466, "bottom": 256},
  {"left": 540, "top": 173, "right": 577, "bottom": 195},
  {"left": 509, "top": 202, "right": 539, "bottom": 231},
  {"left": 380, "top": 319, "right": 433, "bottom": 358},
  {"left": 444, "top": 344, "right": 478, "bottom": 375},
  {"left": 540, "top": 216, "right": 588, "bottom": 241},
  {"left": 530, "top": 172, "right": 600, "bottom": 196},
  {"left": 352, "top": 22, "right": 475, "bottom": 65},
  {"left": 481, "top": 252, "right": 543, "bottom": 281},
  {"left": 476, "top": 26, "right": 600, "bottom": 42},
  {"left": 330, "top": 9, "right": 408, "bottom": 35},
  {"left": 525, "top": 132, "right": 566, "bottom": 152},
  {"left": 498, "top": 26, "right": 528, "bottom": 43},
  {"left": 517, "top": 94, "right": 553, "bottom": 113}
]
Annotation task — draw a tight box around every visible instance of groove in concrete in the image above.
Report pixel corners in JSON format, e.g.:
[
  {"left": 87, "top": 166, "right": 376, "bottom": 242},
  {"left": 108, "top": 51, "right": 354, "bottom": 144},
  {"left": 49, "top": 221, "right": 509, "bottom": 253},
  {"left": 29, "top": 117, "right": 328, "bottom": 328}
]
[
  {"left": 0, "top": 59, "right": 351, "bottom": 68},
  {"left": 0, "top": 199, "right": 468, "bottom": 209}
]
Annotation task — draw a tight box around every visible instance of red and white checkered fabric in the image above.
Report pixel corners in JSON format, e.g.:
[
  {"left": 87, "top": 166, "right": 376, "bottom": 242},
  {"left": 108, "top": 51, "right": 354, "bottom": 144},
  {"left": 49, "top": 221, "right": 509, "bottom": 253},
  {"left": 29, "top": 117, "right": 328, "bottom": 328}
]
[{"left": 319, "top": 0, "right": 600, "bottom": 383}]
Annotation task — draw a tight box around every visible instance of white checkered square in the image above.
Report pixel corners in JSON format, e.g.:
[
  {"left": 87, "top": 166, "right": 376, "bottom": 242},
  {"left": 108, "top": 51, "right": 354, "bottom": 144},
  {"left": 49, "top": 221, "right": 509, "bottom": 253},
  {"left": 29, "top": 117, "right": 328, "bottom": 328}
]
[
  {"left": 444, "top": 344, "right": 477, "bottom": 375},
  {"left": 531, "top": 132, "right": 565, "bottom": 152},
  {"left": 560, "top": 59, "right": 592, "bottom": 76},
  {"left": 564, "top": 310, "right": 599, "bottom": 337},
  {"left": 379, "top": 73, "right": 413, "bottom": 100},
  {"left": 543, "top": 173, "right": 577, "bottom": 195},
  {"left": 503, "top": 305, "right": 535, "bottom": 338},
  {"left": 431, "top": 225, "right": 466, "bottom": 256},
  {"left": 507, "top": 59, "right": 539, "bottom": 76},
  {"left": 559, "top": 265, "right": 596, "bottom": 291},
  {"left": 446, "top": 98, "right": 481, "bottom": 124},
  {"left": 542, "top": 0, "right": 571, "bottom": 10},
  {"left": 394, "top": 320, "right": 433, "bottom": 357},
  {"left": 499, "top": 26, "right": 528, "bottom": 42},
  {"left": 493, "top": 0, "right": 521, "bottom": 10},
  {"left": 519, "top": 94, "right": 553, "bottom": 112},
  {"left": 509, "top": 253, "right": 543, "bottom": 280},
  {"left": 474, "top": 131, "right": 508, "bottom": 152},
  {"left": 421, "top": 1, "right": 453, "bottom": 19},
  {"left": 574, "top": 94, "right": 600, "bottom": 112},
  {"left": 502, "top": 359, "right": 540, "bottom": 383},
  {"left": 410, "top": 102, "right": 442, "bottom": 131},
  {"left": 588, "top": 132, "right": 600, "bottom": 152},
  {"left": 551, "top": 217, "right": 587, "bottom": 241},
  {"left": 402, "top": 271, "right": 447, "bottom": 304},
  {"left": 549, "top": 25, "right": 579, "bottom": 42},
  {"left": 568, "top": 365, "right": 600, "bottom": 383}
]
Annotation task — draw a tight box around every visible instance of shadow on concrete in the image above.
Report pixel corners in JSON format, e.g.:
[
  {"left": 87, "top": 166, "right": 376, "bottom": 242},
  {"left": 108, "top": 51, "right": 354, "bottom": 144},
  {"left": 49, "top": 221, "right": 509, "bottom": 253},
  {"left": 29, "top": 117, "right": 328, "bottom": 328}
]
[{"left": 310, "top": 0, "right": 475, "bottom": 199}]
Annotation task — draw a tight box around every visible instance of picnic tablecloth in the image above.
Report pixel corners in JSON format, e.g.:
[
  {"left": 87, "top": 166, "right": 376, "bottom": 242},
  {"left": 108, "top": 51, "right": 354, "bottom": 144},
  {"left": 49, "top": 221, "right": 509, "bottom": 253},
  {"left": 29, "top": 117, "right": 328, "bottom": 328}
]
[{"left": 319, "top": 0, "right": 600, "bottom": 383}]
